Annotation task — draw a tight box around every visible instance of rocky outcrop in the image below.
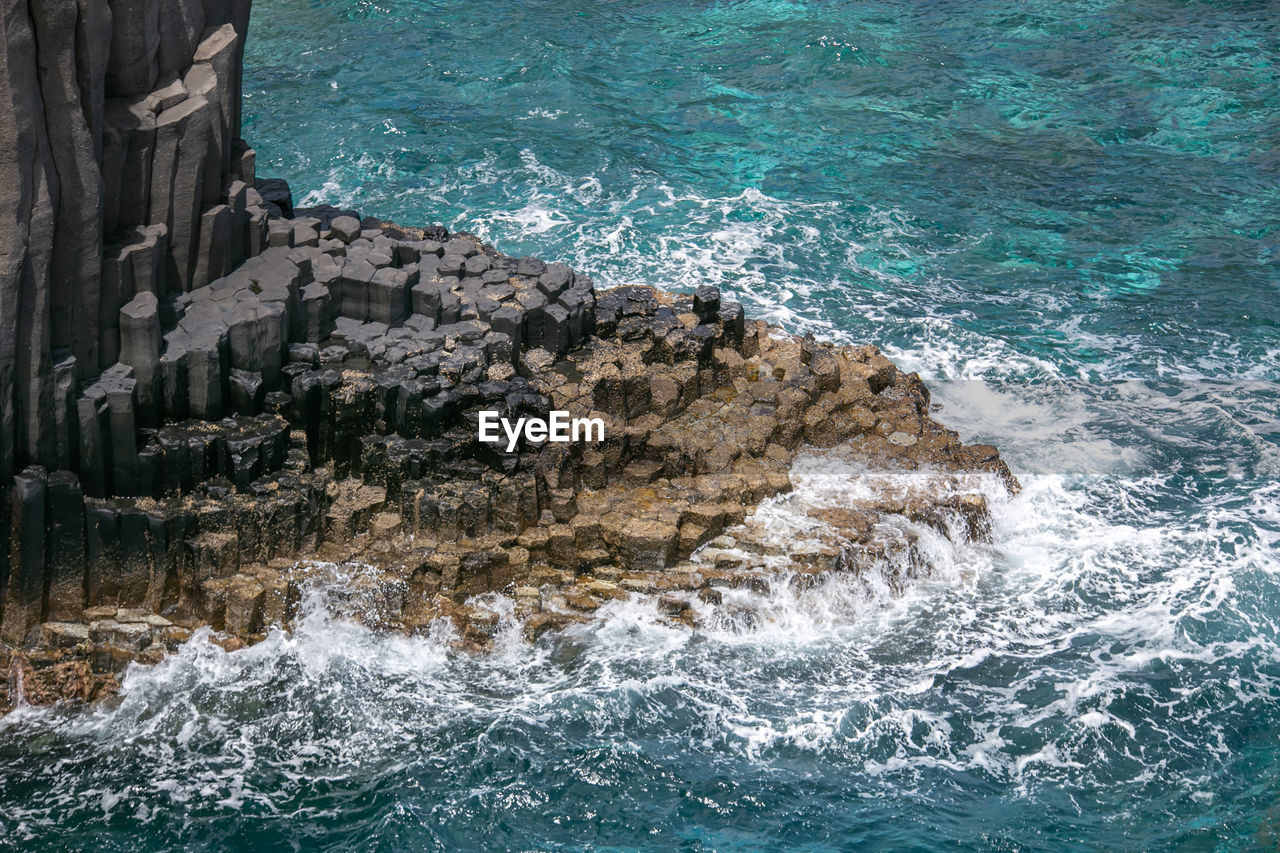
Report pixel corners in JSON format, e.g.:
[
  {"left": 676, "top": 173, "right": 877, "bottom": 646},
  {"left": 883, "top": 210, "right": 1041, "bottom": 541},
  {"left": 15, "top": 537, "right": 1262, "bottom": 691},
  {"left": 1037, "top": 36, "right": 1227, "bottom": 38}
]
[
  {"left": 1, "top": 0, "right": 257, "bottom": 555},
  {"left": 0, "top": 2, "right": 1018, "bottom": 712},
  {"left": 0, "top": 210, "right": 1016, "bottom": 708}
]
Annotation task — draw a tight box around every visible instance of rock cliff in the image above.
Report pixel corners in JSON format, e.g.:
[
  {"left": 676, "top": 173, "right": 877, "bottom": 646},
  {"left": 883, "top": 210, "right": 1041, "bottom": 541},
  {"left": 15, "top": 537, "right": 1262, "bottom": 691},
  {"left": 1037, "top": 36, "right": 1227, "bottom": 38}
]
[
  {"left": 0, "top": 1, "right": 1017, "bottom": 710},
  {"left": 2, "top": 0, "right": 257, "bottom": 624}
]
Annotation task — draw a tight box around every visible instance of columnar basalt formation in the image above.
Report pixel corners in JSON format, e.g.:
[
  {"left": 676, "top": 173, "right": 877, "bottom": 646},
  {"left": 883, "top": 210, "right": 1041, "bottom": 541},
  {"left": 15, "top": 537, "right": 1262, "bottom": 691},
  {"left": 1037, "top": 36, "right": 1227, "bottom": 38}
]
[
  {"left": 1, "top": 0, "right": 256, "bottom": 536},
  {"left": 0, "top": 3, "right": 1017, "bottom": 711}
]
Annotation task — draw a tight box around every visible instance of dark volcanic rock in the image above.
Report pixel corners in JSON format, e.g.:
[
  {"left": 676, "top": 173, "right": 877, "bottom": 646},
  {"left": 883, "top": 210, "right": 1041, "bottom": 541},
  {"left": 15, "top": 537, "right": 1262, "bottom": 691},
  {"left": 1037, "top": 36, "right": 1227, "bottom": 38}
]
[{"left": 0, "top": 5, "right": 1020, "bottom": 712}]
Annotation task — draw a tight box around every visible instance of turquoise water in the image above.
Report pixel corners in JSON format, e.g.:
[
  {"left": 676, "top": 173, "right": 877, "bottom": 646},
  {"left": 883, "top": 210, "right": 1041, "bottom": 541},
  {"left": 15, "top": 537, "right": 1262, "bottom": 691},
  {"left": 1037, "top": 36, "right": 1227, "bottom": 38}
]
[{"left": 4, "top": 1, "right": 1280, "bottom": 849}]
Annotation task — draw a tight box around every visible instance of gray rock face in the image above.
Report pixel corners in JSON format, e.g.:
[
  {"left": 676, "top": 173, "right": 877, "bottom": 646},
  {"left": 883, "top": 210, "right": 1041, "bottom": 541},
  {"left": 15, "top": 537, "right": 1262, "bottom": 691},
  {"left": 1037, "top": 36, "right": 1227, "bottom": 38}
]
[
  {"left": 192, "top": 24, "right": 239, "bottom": 171},
  {"left": 45, "top": 470, "right": 87, "bottom": 621},
  {"left": 156, "top": 0, "right": 205, "bottom": 83},
  {"left": 181, "top": 64, "right": 227, "bottom": 207},
  {"left": 119, "top": 291, "right": 161, "bottom": 423},
  {"left": 103, "top": 98, "right": 156, "bottom": 233},
  {"left": 166, "top": 94, "right": 213, "bottom": 289},
  {"left": 369, "top": 267, "right": 413, "bottom": 326},
  {"left": 1, "top": 0, "right": 60, "bottom": 490},
  {"left": 31, "top": 0, "right": 108, "bottom": 377},
  {"left": 0, "top": 0, "right": 261, "bottom": 613},
  {"left": 1, "top": 468, "right": 47, "bottom": 645},
  {"left": 329, "top": 215, "right": 361, "bottom": 243}
]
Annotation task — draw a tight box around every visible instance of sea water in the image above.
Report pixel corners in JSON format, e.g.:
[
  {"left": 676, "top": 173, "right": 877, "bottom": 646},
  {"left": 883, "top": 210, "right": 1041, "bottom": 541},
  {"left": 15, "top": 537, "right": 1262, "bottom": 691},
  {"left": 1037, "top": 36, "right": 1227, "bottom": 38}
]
[{"left": 2, "top": 1, "right": 1278, "bottom": 848}]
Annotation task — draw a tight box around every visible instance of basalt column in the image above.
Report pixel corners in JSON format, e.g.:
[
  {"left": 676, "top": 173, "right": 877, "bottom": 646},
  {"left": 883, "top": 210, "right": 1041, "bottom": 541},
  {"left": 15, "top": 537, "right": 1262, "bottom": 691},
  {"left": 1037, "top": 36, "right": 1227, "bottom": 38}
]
[{"left": 0, "top": 0, "right": 262, "bottom": 642}]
